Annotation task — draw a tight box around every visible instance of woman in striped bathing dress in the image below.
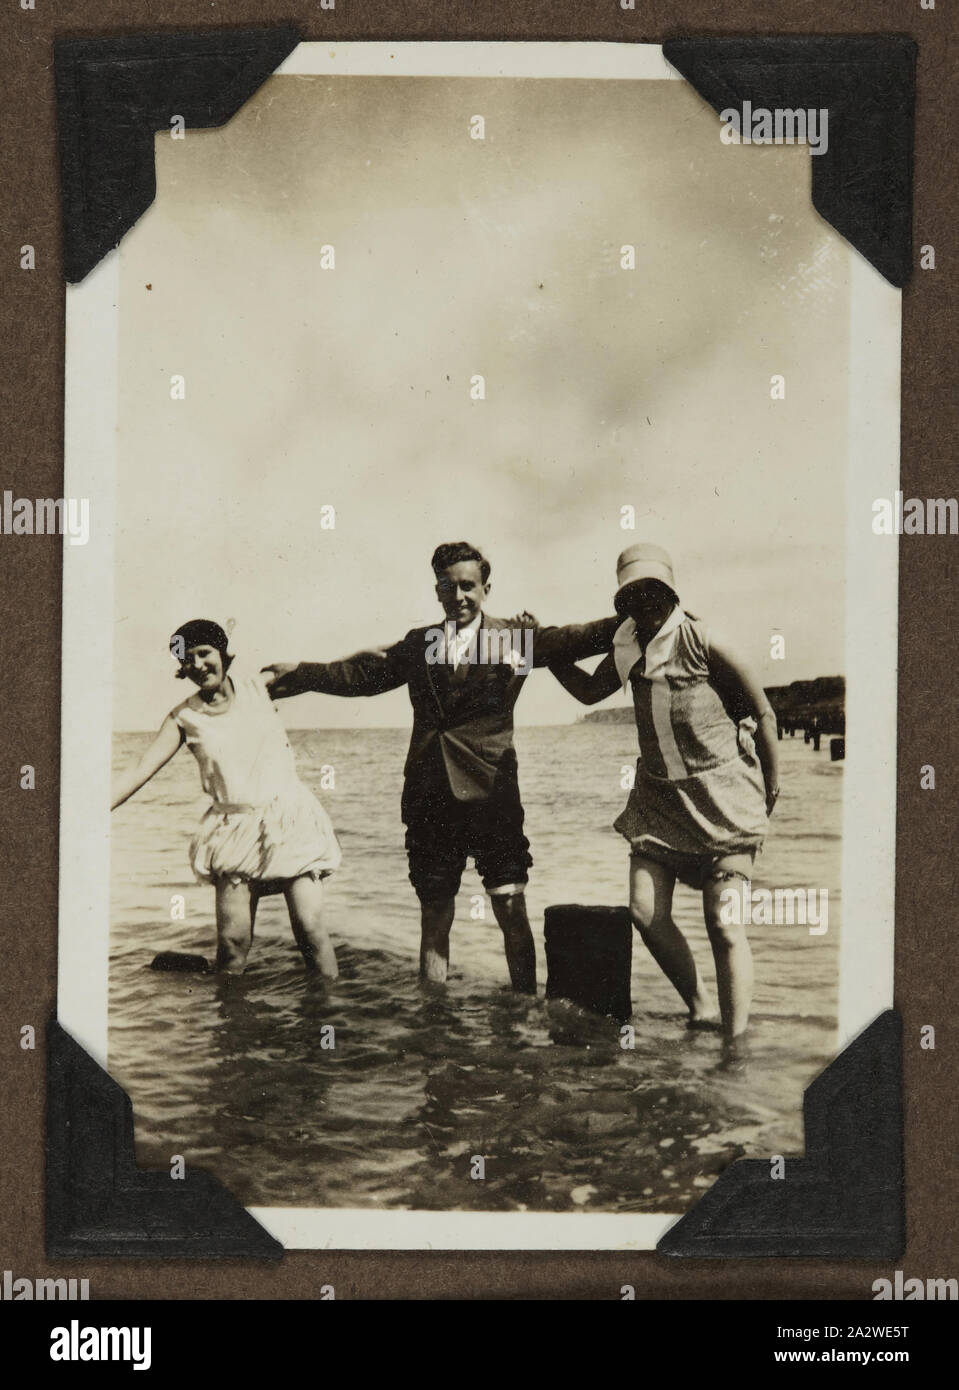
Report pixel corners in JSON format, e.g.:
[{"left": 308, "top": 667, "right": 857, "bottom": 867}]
[{"left": 549, "top": 545, "right": 780, "bottom": 1039}]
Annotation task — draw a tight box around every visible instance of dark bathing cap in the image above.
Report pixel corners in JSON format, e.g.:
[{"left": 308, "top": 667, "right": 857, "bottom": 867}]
[{"left": 170, "top": 618, "right": 231, "bottom": 665}]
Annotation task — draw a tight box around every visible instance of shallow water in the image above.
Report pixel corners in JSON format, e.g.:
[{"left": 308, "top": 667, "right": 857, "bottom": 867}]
[{"left": 110, "top": 725, "right": 841, "bottom": 1214}]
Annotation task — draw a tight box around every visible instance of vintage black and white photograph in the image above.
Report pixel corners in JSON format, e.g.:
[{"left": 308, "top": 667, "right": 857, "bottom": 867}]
[{"left": 58, "top": 42, "right": 899, "bottom": 1249}]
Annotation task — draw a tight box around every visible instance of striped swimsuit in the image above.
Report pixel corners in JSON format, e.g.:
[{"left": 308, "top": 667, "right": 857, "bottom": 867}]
[{"left": 612, "top": 610, "right": 767, "bottom": 875}]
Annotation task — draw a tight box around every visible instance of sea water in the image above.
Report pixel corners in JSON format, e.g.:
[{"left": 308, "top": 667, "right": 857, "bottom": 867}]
[{"left": 109, "top": 726, "right": 840, "bottom": 1214}]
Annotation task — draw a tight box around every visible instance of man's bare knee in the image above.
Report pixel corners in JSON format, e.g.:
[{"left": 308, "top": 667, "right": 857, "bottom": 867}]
[
  {"left": 420, "top": 897, "right": 455, "bottom": 934},
  {"left": 489, "top": 885, "right": 526, "bottom": 903},
  {"left": 490, "top": 887, "right": 529, "bottom": 928}
]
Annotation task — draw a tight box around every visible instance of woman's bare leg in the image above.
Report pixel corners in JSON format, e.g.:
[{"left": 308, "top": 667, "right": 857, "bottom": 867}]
[
  {"left": 629, "top": 854, "right": 716, "bottom": 1022},
  {"left": 284, "top": 876, "right": 338, "bottom": 977},
  {"left": 214, "top": 880, "right": 257, "bottom": 974},
  {"left": 702, "top": 857, "right": 756, "bottom": 1038}
]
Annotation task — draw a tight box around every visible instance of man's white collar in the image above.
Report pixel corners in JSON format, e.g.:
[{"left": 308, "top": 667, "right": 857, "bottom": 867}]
[
  {"left": 444, "top": 612, "right": 483, "bottom": 667},
  {"left": 445, "top": 612, "right": 483, "bottom": 640}
]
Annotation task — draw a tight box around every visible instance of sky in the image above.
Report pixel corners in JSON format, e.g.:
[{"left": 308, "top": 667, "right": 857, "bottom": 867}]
[{"left": 115, "top": 72, "right": 850, "bottom": 730}]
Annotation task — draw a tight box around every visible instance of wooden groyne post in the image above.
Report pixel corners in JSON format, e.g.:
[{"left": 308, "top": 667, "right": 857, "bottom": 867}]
[{"left": 544, "top": 905, "right": 633, "bottom": 1022}]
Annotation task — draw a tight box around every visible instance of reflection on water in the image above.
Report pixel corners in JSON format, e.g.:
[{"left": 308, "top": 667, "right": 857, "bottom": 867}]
[{"left": 110, "top": 726, "right": 841, "bottom": 1214}]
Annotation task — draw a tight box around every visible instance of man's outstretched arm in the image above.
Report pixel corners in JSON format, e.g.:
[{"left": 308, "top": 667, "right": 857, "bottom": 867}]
[
  {"left": 263, "top": 638, "right": 410, "bottom": 699},
  {"left": 530, "top": 616, "right": 618, "bottom": 667}
]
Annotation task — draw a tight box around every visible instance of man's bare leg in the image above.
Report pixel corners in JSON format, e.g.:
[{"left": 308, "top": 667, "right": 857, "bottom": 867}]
[
  {"left": 420, "top": 896, "right": 456, "bottom": 983},
  {"left": 489, "top": 889, "right": 536, "bottom": 994}
]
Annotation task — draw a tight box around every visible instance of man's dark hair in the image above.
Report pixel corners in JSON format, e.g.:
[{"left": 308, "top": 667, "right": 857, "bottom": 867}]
[{"left": 431, "top": 541, "right": 490, "bottom": 584}]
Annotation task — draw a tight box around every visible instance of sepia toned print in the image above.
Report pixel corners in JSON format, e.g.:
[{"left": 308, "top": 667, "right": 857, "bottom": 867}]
[{"left": 59, "top": 43, "right": 900, "bottom": 1250}]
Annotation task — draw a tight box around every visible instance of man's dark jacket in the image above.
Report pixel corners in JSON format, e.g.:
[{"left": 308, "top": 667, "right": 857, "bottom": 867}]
[{"left": 297, "top": 613, "right": 616, "bottom": 805}]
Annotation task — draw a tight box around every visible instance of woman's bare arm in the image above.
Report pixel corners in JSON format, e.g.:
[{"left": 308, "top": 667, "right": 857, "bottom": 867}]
[
  {"left": 708, "top": 640, "right": 780, "bottom": 814},
  {"left": 111, "top": 715, "right": 184, "bottom": 810},
  {"left": 549, "top": 652, "right": 621, "bottom": 706}
]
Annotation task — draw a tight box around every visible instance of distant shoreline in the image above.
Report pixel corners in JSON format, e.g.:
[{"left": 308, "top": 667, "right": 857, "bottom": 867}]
[
  {"left": 580, "top": 675, "right": 846, "bottom": 729},
  {"left": 115, "top": 676, "right": 846, "bottom": 736}
]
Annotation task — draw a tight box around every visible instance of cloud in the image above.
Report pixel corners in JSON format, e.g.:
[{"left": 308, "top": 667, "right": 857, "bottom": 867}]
[{"left": 115, "top": 75, "right": 851, "bottom": 728}]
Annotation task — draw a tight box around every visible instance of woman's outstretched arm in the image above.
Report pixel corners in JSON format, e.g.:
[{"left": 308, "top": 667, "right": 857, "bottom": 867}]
[
  {"left": 549, "top": 652, "right": 621, "bottom": 706},
  {"left": 111, "top": 715, "right": 184, "bottom": 810},
  {"left": 708, "top": 640, "right": 781, "bottom": 814}
]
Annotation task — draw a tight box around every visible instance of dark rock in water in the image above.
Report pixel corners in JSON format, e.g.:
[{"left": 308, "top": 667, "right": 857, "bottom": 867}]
[
  {"left": 150, "top": 951, "right": 212, "bottom": 974},
  {"left": 544, "top": 905, "right": 633, "bottom": 1022}
]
